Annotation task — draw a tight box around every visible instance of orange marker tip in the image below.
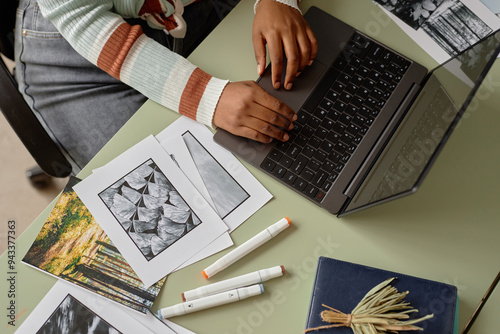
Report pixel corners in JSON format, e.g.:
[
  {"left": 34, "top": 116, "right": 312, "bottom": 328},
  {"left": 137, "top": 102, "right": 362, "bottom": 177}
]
[
  {"left": 285, "top": 217, "right": 291, "bottom": 225},
  {"left": 202, "top": 270, "right": 208, "bottom": 279},
  {"left": 280, "top": 265, "right": 285, "bottom": 274}
]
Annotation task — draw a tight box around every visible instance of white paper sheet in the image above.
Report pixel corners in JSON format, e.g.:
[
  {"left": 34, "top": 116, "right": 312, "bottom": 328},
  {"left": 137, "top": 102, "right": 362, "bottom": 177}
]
[
  {"left": 127, "top": 310, "right": 197, "bottom": 334},
  {"left": 92, "top": 141, "right": 233, "bottom": 273},
  {"left": 173, "top": 231, "right": 233, "bottom": 271},
  {"left": 164, "top": 136, "right": 219, "bottom": 215},
  {"left": 15, "top": 280, "right": 157, "bottom": 334},
  {"left": 156, "top": 117, "right": 273, "bottom": 232},
  {"left": 378, "top": 0, "right": 500, "bottom": 63},
  {"left": 90, "top": 169, "right": 232, "bottom": 273},
  {"left": 163, "top": 319, "right": 197, "bottom": 334},
  {"left": 74, "top": 135, "right": 229, "bottom": 287}
]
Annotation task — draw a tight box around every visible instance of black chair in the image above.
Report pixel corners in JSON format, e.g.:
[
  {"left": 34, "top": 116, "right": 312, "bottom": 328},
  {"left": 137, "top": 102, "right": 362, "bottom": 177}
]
[{"left": 1, "top": 0, "right": 72, "bottom": 187}]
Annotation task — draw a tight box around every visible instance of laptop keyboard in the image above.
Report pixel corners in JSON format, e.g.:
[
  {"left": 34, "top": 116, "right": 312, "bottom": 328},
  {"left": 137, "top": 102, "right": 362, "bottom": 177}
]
[{"left": 260, "top": 33, "right": 412, "bottom": 202}]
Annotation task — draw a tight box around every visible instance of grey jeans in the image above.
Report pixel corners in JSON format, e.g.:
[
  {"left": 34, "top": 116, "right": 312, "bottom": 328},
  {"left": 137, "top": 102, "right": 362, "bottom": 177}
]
[{"left": 15, "top": 0, "right": 238, "bottom": 170}]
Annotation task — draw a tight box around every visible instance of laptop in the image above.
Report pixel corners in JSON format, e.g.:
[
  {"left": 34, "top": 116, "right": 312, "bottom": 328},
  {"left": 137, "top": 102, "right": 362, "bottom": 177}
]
[{"left": 214, "top": 6, "right": 500, "bottom": 217}]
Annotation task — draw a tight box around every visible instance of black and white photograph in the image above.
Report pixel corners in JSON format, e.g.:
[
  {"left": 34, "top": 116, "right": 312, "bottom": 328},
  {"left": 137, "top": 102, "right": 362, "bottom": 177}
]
[
  {"left": 36, "top": 294, "right": 121, "bottom": 334},
  {"left": 377, "top": 0, "right": 500, "bottom": 62},
  {"left": 99, "top": 159, "right": 201, "bottom": 261},
  {"left": 181, "top": 131, "right": 249, "bottom": 219},
  {"left": 374, "top": 0, "right": 445, "bottom": 29},
  {"left": 156, "top": 117, "right": 273, "bottom": 232},
  {"left": 15, "top": 281, "right": 155, "bottom": 334},
  {"left": 421, "top": 0, "right": 492, "bottom": 56},
  {"left": 73, "top": 135, "right": 229, "bottom": 287}
]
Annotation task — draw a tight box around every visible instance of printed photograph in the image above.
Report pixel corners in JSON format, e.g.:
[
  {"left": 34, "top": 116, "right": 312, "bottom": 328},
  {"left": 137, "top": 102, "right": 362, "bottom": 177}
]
[
  {"left": 98, "top": 159, "right": 201, "bottom": 261},
  {"left": 375, "top": 0, "right": 445, "bottom": 29},
  {"left": 16, "top": 281, "right": 155, "bottom": 334},
  {"left": 421, "top": 0, "right": 492, "bottom": 56},
  {"left": 73, "top": 135, "right": 230, "bottom": 287},
  {"left": 156, "top": 117, "right": 273, "bottom": 232},
  {"left": 36, "top": 294, "right": 121, "bottom": 334},
  {"left": 181, "top": 131, "right": 249, "bottom": 219},
  {"left": 23, "top": 177, "right": 165, "bottom": 314}
]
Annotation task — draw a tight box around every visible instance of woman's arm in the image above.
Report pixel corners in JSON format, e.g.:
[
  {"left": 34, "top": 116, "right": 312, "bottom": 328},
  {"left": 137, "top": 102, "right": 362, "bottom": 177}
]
[
  {"left": 253, "top": 0, "right": 317, "bottom": 90},
  {"left": 38, "top": 0, "right": 308, "bottom": 143},
  {"left": 38, "top": 0, "right": 228, "bottom": 127}
]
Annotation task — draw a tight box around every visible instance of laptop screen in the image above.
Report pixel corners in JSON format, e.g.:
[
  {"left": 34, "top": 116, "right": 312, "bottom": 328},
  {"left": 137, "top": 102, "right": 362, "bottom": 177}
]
[{"left": 342, "top": 30, "right": 500, "bottom": 215}]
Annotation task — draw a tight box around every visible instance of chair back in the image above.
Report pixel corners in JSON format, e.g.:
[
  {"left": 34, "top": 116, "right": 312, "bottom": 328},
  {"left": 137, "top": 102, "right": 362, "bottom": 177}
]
[
  {"left": 0, "top": 0, "right": 17, "bottom": 60},
  {"left": 0, "top": 0, "right": 72, "bottom": 178}
]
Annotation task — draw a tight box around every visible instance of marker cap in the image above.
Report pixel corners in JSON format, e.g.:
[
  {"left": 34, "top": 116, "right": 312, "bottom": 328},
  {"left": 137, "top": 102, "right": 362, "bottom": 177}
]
[
  {"left": 263, "top": 265, "right": 286, "bottom": 280},
  {"left": 267, "top": 217, "right": 291, "bottom": 237},
  {"left": 238, "top": 284, "right": 264, "bottom": 299}
]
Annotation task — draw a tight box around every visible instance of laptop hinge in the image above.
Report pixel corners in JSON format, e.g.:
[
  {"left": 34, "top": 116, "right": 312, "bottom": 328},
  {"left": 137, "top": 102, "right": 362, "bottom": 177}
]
[{"left": 343, "top": 83, "right": 422, "bottom": 199}]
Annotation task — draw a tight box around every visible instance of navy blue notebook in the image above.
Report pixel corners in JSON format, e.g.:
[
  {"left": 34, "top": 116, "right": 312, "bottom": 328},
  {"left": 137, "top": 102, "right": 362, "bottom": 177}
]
[{"left": 305, "top": 257, "right": 458, "bottom": 333}]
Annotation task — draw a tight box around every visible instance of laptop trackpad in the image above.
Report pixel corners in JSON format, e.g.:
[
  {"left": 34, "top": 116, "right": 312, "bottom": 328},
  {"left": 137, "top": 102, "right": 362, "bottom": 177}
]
[
  {"left": 257, "top": 59, "right": 328, "bottom": 112},
  {"left": 213, "top": 60, "right": 327, "bottom": 167}
]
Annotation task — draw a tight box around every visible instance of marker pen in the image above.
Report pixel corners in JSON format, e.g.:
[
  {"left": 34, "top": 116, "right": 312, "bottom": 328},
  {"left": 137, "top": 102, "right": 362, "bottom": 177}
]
[
  {"left": 183, "top": 265, "right": 284, "bottom": 301},
  {"left": 158, "top": 284, "right": 264, "bottom": 318},
  {"left": 202, "top": 217, "right": 291, "bottom": 279}
]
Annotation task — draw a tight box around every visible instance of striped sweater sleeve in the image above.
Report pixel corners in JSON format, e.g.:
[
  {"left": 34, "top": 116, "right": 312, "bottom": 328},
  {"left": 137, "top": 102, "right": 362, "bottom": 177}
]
[
  {"left": 254, "top": 0, "right": 301, "bottom": 14},
  {"left": 37, "top": 0, "right": 228, "bottom": 127}
]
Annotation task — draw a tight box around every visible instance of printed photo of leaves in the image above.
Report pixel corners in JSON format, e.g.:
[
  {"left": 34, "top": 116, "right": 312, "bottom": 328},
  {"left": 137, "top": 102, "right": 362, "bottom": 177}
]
[
  {"left": 98, "top": 159, "right": 202, "bottom": 261},
  {"left": 22, "top": 177, "right": 166, "bottom": 314},
  {"left": 375, "top": 0, "right": 445, "bottom": 29}
]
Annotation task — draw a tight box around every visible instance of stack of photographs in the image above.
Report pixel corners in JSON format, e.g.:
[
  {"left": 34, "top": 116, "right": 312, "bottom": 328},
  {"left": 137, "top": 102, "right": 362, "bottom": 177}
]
[
  {"left": 22, "top": 116, "right": 273, "bottom": 331},
  {"left": 15, "top": 280, "right": 195, "bottom": 334},
  {"left": 23, "top": 177, "right": 165, "bottom": 314}
]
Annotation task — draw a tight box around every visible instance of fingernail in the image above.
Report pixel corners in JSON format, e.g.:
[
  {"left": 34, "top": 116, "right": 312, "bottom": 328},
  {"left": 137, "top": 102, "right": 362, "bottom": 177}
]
[
  {"left": 296, "top": 72, "right": 301, "bottom": 77},
  {"left": 257, "top": 64, "right": 264, "bottom": 75},
  {"left": 274, "top": 81, "right": 281, "bottom": 89},
  {"left": 308, "top": 60, "right": 313, "bottom": 66},
  {"left": 286, "top": 83, "right": 293, "bottom": 90},
  {"left": 283, "top": 133, "right": 289, "bottom": 141},
  {"left": 292, "top": 113, "right": 298, "bottom": 121}
]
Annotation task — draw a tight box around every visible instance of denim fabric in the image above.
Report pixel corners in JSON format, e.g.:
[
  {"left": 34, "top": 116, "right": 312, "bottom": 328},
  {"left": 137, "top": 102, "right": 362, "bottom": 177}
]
[{"left": 14, "top": 0, "right": 238, "bottom": 170}]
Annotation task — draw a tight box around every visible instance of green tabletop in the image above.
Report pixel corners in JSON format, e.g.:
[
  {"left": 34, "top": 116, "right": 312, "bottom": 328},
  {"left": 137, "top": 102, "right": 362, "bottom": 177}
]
[{"left": 2, "top": 0, "right": 499, "bottom": 333}]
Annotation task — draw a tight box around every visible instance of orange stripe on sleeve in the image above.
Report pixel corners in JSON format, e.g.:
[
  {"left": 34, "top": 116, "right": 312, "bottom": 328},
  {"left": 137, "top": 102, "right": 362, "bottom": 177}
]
[
  {"left": 97, "top": 23, "right": 144, "bottom": 79},
  {"left": 179, "top": 68, "right": 212, "bottom": 120}
]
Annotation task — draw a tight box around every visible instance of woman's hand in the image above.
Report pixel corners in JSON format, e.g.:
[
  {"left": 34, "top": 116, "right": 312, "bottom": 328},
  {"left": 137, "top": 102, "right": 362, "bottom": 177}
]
[
  {"left": 253, "top": 0, "right": 318, "bottom": 90},
  {"left": 213, "top": 81, "right": 297, "bottom": 143}
]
